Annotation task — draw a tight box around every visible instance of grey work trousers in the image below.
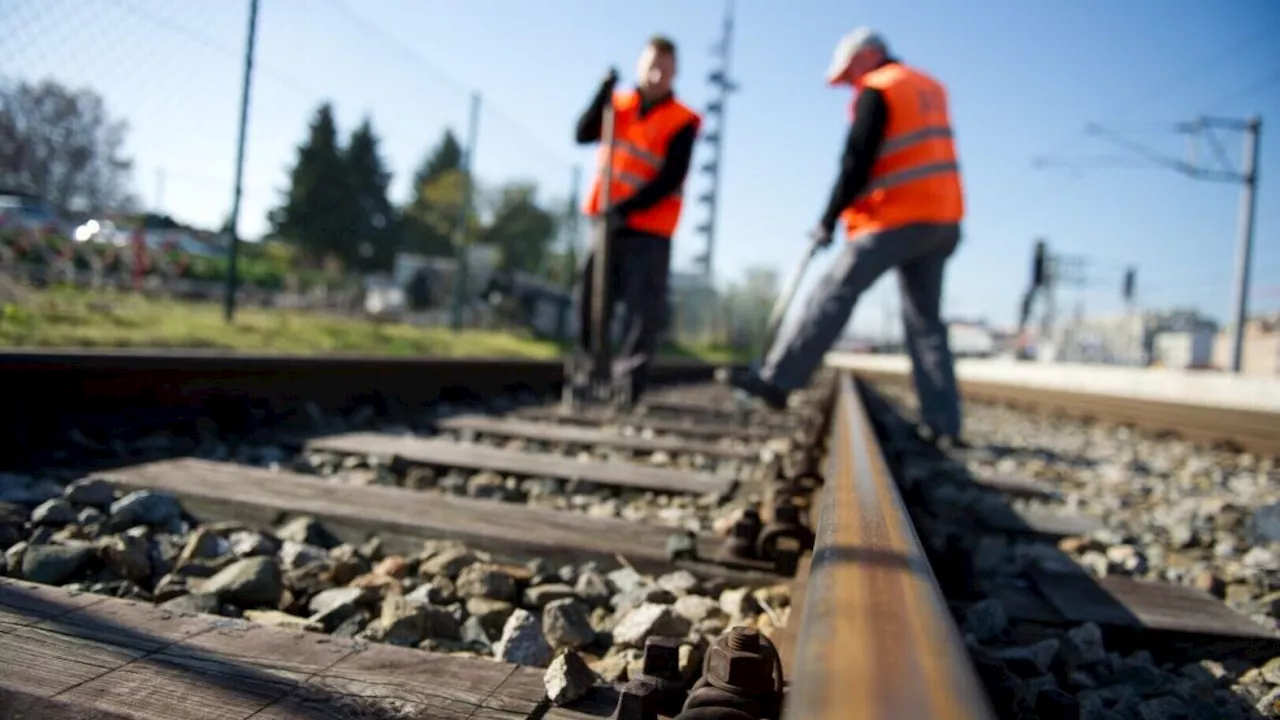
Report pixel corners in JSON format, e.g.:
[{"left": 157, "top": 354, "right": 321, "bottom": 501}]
[
  {"left": 761, "top": 222, "right": 963, "bottom": 437},
  {"left": 575, "top": 226, "right": 672, "bottom": 399}
]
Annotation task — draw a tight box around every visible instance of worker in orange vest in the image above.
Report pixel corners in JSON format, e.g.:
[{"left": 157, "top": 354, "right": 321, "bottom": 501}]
[
  {"left": 727, "top": 28, "right": 967, "bottom": 447},
  {"left": 574, "top": 35, "right": 702, "bottom": 403}
]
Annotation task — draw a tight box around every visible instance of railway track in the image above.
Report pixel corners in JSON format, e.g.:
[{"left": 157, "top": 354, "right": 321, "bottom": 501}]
[{"left": 0, "top": 351, "right": 1277, "bottom": 719}]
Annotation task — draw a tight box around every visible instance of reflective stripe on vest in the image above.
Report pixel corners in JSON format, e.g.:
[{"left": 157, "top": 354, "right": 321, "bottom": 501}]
[
  {"left": 858, "top": 159, "right": 960, "bottom": 197},
  {"left": 583, "top": 90, "right": 701, "bottom": 239},
  {"left": 612, "top": 140, "right": 665, "bottom": 168},
  {"left": 840, "top": 63, "right": 964, "bottom": 237},
  {"left": 876, "top": 125, "right": 954, "bottom": 156}
]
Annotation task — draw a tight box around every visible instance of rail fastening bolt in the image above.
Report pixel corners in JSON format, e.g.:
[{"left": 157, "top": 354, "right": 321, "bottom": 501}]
[{"left": 725, "top": 626, "right": 760, "bottom": 653}]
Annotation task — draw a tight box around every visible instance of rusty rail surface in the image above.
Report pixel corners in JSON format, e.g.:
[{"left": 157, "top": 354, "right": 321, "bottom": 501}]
[
  {"left": 854, "top": 368, "right": 1280, "bottom": 458},
  {"left": 783, "top": 373, "right": 995, "bottom": 720}
]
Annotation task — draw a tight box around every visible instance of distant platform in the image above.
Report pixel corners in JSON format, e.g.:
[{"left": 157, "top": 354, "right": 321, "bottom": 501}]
[{"left": 826, "top": 352, "right": 1280, "bottom": 414}]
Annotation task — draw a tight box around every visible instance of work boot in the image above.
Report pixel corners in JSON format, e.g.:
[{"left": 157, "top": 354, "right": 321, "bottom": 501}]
[
  {"left": 917, "top": 425, "right": 969, "bottom": 452},
  {"left": 611, "top": 374, "right": 639, "bottom": 413},
  {"left": 724, "top": 368, "right": 789, "bottom": 411},
  {"left": 936, "top": 435, "right": 971, "bottom": 452}
]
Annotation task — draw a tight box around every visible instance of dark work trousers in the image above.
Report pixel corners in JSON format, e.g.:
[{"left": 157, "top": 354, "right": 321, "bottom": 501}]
[
  {"left": 762, "top": 222, "right": 964, "bottom": 437},
  {"left": 575, "top": 223, "right": 672, "bottom": 400}
]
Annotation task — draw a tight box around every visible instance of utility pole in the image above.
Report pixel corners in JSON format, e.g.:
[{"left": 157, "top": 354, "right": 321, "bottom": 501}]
[
  {"left": 1227, "top": 117, "right": 1261, "bottom": 373},
  {"left": 223, "top": 0, "right": 259, "bottom": 323},
  {"left": 691, "top": 0, "right": 738, "bottom": 283},
  {"left": 449, "top": 92, "right": 482, "bottom": 331},
  {"left": 1035, "top": 115, "right": 1262, "bottom": 373}
]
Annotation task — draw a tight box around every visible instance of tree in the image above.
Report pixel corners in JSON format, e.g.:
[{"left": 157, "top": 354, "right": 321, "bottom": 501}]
[
  {"left": 0, "top": 79, "right": 138, "bottom": 216},
  {"left": 269, "top": 102, "right": 357, "bottom": 266},
  {"left": 402, "top": 130, "right": 468, "bottom": 258},
  {"left": 544, "top": 246, "right": 579, "bottom": 287},
  {"left": 404, "top": 169, "right": 483, "bottom": 256},
  {"left": 480, "top": 182, "right": 557, "bottom": 275},
  {"left": 412, "top": 129, "right": 463, "bottom": 190},
  {"left": 344, "top": 118, "right": 397, "bottom": 271}
]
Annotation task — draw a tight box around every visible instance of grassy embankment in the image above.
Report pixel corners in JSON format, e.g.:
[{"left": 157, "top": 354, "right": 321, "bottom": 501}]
[{"left": 0, "top": 286, "right": 747, "bottom": 363}]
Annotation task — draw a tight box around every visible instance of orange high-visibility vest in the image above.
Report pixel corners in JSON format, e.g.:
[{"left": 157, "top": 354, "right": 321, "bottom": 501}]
[
  {"left": 583, "top": 90, "right": 701, "bottom": 239},
  {"left": 840, "top": 63, "right": 964, "bottom": 238}
]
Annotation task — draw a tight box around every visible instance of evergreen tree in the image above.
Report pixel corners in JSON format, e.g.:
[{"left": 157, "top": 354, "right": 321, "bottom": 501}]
[
  {"left": 269, "top": 103, "right": 356, "bottom": 266},
  {"left": 344, "top": 117, "right": 397, "bottom": 271},
  {"left": 402, "top": 129, "right": 469, "bottom": 258},
  {"left": 412, "top": 129, "right": 463, "bottom": 189}
]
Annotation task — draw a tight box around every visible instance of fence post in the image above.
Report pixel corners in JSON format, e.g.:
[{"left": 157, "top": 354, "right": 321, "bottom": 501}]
[{"left": 223, "top": 0, "right": 259, "bottom": 322}]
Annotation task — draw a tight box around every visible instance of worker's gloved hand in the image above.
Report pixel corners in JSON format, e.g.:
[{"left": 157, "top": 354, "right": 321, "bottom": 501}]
[
  {"left": 602, "top": 67, "right": 619, "bottom": 92},
  {"left": 809, "top": 225, "right": 834, "bottom": 250},
  {"left": 604, "top": 206, "right": 626, "bottom": 231}
]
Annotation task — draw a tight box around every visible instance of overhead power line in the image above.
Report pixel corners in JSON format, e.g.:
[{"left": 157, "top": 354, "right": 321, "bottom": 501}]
[
  {"left": 1028, "top": 18, "right": 1280, "bottom": 166},
  {"left": 325, "top": 0, "right": 572, "bottom": 170},
  {"left": 104, "top": 0, "right": 323, "bottom": 98}
]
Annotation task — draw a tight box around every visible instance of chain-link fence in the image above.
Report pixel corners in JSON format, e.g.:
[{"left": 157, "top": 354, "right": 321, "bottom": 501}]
[
  {"left": 0, "top": 0, "right": 590, "bottom": 342},
  {"left": 1, "top": 0, "right": 789, "bottom": 355}
]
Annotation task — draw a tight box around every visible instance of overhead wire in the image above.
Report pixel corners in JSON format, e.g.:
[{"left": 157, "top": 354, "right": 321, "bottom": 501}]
[
  {"left": 1199, "top": 64, "right": 1280, "bottom": 111},
  {"left": 324, "top": 0, "right": 576, "bottom": 172},
  {"left": 1029, "top": 16, "right": 1280, "bottom": 168},
  {"left": 102, "top": 0, "right": 325, "bottom": 99}
]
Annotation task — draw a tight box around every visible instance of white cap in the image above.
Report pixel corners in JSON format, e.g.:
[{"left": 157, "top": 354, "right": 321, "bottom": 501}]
[{"left": 825, "top": 27, "right": 887, "bottom": 85}]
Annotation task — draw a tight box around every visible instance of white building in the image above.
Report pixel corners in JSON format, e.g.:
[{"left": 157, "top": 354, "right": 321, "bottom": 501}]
[
  {"left": 1054, "top": 308, "right": 1219, "bottom": 367},
  {"left": 948, "top": 322, "right": 996, "bottom": 357}
]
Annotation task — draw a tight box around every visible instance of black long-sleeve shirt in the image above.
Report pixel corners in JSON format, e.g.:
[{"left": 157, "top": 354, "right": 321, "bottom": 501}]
[
  {"left": 819, "top": 86, "right": 889, "bottom": 234},
  {"left": 574, "top": 82, "right": 698, "bottom": 231}
]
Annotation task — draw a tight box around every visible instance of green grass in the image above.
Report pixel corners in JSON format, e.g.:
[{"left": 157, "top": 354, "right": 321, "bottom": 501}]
[
  {"left": 0, "top": 287, "right": 561, "bottom": 358},
  {"left": 657, "top": 341, "right": 751, "bottom": 365},
  {"left": 0, "top": 286, "right": 751, "bottom": 363}
]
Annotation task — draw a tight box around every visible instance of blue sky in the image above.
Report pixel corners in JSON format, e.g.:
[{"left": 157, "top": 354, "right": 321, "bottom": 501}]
[{"left": 3, "top": 0, "right": 1278, "bottom": 337}]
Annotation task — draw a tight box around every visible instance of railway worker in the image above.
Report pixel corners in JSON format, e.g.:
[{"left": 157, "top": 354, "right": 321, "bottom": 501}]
[
  {"left": 573, "top": 35, "right": 702, "bottom": 404},
  {"left": 726, "top": 27, "right": 967, "bottom": 447}
]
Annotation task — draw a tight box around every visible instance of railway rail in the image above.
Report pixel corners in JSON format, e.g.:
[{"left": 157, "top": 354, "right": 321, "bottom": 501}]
[
  {"left": 839, "top": 355, "right": 1280, "bottom": 459},
  {"left": 0, "top": 350, "right": 1277, "bottom": 719}
]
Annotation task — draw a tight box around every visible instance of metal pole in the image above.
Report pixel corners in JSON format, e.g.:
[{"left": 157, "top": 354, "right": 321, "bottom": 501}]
[
  {"left": 705, "top": 0, "right": 735, "bottom": 283},
  {"left": 591, "top": 103, "right": 617, "bottom": 380},
  {"left": 557, "top": 165, "right": 581, "bottom": 341},
  {"left": 450, "top": 92, "right": 482, "bottom": 331},
  {"left": 223, "top": 0, "right": 259, "bottom": 323},
  {"left": 1227, "top": 116, "right": 1261, "bottom": 374}
]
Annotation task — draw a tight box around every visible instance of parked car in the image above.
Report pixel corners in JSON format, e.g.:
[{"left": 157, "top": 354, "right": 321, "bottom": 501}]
[{"left": 0, "top": 192, "right": 65, "bottom": 235}]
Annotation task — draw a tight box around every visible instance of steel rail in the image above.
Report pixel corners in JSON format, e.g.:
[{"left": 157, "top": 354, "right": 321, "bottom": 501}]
[
  {"left": 0, "top": 350, "right": 726, "bottom": 470},
  {"left": 855, "top": 368, "right": 1280, "bottom": 458},
  {"left": 783, "top": 372, "right": 995, "bottom": 720}
]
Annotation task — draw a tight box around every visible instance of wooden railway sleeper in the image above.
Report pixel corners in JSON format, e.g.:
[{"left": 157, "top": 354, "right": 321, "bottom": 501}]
[{"left": 677, "top": 627, "right": 785, "bottom": 720}]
